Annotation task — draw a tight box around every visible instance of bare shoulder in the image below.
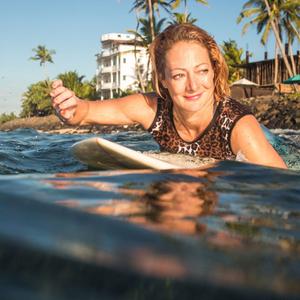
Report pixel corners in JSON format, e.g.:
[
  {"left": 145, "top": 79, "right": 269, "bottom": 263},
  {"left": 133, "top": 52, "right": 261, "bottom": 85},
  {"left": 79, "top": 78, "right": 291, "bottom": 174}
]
[
  {"left": 231, "top": 114, "right": 272, "bottom": 154},
  {"left": 232, "top": 115, "right": 262, "bottom": 136},
  {"left": 231, "top": 115, "right": 287, "bottom": 169},
  {"left": 141, "top": 92, "right": 159, "bottom": 108},
  {"left": 117, "top": 92, "right": 158, "bottom": 128}
]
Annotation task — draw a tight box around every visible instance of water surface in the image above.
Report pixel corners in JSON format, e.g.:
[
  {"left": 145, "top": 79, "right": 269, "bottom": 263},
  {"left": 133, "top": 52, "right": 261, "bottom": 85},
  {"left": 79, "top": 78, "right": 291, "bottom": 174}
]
[{"left": 0, "top": 128, "right": 299, "bottom": 299}]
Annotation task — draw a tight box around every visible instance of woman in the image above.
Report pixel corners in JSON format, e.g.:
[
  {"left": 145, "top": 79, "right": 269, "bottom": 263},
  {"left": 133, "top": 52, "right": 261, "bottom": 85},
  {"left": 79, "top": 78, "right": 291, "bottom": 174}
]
[{"left": 51, "top": 23, "right": 287, "bottom": 169}]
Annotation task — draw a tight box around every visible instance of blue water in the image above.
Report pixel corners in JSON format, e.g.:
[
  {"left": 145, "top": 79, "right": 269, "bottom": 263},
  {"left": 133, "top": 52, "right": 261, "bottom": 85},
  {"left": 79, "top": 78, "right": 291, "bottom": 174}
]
[{"left": 0, "top": 128, "right": 299, "bottom": 299}]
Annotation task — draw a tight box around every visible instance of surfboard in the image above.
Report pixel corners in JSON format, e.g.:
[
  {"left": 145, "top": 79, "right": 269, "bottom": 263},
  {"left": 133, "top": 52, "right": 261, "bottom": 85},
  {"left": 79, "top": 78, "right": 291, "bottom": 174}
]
[{"left": 71, "top": 137, "right": 182, "bottom": 170}]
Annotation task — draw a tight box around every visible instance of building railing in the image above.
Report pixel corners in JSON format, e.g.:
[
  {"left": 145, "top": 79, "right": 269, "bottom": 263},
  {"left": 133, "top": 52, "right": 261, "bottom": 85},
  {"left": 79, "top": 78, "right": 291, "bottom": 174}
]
[
  {"left": 101, "top": 48, "right": 119, "bottom": 57},
  {"left": 101, "top": 82, "right": 119, "bottom": 90}
]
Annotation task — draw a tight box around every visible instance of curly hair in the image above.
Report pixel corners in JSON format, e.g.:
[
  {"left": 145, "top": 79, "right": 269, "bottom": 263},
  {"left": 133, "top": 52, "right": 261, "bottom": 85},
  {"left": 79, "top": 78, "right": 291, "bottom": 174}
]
[{"left": 149, "top": 23, "right": 230, "bottom": 102}]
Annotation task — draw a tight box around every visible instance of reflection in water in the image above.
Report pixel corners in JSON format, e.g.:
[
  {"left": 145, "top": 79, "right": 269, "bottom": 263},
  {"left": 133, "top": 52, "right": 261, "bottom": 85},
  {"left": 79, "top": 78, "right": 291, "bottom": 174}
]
[
  {"left": 5, "top": 164, "right": 298, "bottom": 298},
  {"left": 55, "top": 169, "right": 218, "bottom": 236},
  {"left": 50, "top": 166, "right": 300, "bottom": 253},
  {"left": 90, "top": 181, "right": 216, "bottom": 236}
]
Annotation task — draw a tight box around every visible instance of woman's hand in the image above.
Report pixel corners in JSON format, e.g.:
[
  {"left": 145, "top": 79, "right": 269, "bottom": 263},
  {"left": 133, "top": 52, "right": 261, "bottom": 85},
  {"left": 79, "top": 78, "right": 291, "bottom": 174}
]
[{"left": 50, "top": 79, "right": 79, "bottom": 123}]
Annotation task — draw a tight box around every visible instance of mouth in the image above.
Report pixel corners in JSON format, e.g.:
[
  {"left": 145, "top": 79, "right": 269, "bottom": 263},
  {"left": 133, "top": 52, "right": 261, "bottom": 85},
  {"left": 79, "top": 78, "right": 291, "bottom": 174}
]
[{"left": 184, "top": 93, "right": 203, "bottom": 100}]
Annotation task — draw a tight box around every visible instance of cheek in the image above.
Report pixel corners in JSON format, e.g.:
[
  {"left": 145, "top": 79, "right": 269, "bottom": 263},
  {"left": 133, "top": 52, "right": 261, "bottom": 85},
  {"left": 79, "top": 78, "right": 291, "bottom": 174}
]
[
  {"left": 200, "top": 72, "right": 214, "bottom": 88},
  {"left": 166, "top": 80, "right": 186, "bottom": 94}
]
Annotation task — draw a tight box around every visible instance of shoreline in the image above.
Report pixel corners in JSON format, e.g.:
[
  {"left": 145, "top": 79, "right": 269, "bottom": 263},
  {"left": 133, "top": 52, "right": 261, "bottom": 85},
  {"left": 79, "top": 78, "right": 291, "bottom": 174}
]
[
  {"left": 0, "top": 114, "right": 145, "bottom": 135},
  {"left": 0, "top": 95, "right": 299, "bottom": 133}
]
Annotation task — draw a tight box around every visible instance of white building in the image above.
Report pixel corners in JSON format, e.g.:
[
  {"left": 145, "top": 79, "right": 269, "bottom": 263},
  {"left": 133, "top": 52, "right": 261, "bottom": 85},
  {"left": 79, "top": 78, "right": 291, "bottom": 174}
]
[{"left": 96, "top": 33, "right": 149, "bottom": 99}]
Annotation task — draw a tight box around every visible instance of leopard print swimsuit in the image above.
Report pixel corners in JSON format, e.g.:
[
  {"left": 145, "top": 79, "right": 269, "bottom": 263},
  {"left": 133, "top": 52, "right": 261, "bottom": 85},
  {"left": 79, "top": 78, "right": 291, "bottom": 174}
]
[{"left": 147, "top": 97, "right": 252, "bottom": 160}]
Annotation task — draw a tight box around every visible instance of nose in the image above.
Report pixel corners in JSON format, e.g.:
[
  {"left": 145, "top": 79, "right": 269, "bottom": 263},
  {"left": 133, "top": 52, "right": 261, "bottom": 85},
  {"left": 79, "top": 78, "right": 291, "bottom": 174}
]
[{"left": 186, "top": 73, "right": 198, "bottom": 92}]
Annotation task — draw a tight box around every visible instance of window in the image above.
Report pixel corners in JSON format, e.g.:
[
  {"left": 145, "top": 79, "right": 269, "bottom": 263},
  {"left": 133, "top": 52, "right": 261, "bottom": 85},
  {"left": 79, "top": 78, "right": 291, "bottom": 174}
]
[
  {"left": 123, "top": 75, "right": 126, "bottom": 81},
  {"left": 123, "top": 58, "right": 126, "bottom": 63}
]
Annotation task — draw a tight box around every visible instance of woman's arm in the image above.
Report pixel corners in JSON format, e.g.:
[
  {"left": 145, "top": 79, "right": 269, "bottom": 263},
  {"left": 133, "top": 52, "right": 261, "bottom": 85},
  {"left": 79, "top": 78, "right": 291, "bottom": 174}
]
[
  {"left": 231, "top": 115, "right": 287, "bottom": 169},
  {"left": 50, "top": 80, "right": 156, "bottom": 129}
]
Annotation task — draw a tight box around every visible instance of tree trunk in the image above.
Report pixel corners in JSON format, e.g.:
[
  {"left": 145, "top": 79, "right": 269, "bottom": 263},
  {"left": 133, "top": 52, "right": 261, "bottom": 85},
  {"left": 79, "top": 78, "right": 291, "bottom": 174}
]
[
  {"left": 288, "top": 40, "right": 297, "bottom": 76},
  {"left": 264, "top": 0, "right": 293, "bottom": 78},
  {"left": 147, "top": 0, "right": 155, "bottom": 42},
  {"left": 133, "top": 11, "right": 146, "bottom": 93},
  {"left": 184, "top": 0, "right": 188, "bottom": 22},
  {"left": 274, "top": 42, "right": 278, "bottom": 85},
  {"left": 290, "top": 21, "right": 300, "bottom": 42}
]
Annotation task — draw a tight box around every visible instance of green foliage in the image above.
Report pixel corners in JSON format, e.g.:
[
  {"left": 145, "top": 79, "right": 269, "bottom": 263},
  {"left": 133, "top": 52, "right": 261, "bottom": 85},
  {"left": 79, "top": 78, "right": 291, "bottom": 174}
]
[
  {"left": 130, "top": 0, "right": 172, "bottom": 15},
  {"left": 0, "top": 112, "right": 17, "bottom": 125},
  {"left": 114, "top": 88, "right": 137, "bottom": 98},
  {"left": 58, "top": 71, "right": 98, "bottom": 99},
  {"left": 221, "top": 39, "right": 249, "bottom": 83},
  {"left": 169, "top": 0, "right": 207, "bottom": 24},
  {"left": 237, "top": 0, "right": 299, "bottom": 46},
  {"left": 20, "top": 80, "right": 53, "bottom": 117},
  {"left": 20, "top": 71, "right": 97, "bottom": 118},
  {"left": 286, "top": 92, "right": 300, "bottom": 101},
  {"left": 129, "top": 16, "right": 166, "bottom": 47},
  {"left": 170, "top": 0, "right": 208, "bottom": 10},
  {"left": 169, "top": 12, "right": 197, "bottom": 24},
  {"left": 30, "top": 45, "right": 56, "bottom": 66}
]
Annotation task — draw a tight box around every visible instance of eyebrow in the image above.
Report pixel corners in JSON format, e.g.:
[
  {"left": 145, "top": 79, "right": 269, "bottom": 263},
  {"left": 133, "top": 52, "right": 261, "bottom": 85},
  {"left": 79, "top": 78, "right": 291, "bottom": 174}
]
[{"left": 169, "top": 63, "right": 209, "bottom": 72}]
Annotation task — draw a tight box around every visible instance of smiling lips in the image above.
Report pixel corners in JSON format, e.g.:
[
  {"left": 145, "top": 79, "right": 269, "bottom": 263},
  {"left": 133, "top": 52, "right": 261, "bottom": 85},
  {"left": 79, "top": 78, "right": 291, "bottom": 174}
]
[{"left": 184, "top": 93, "right": 203, "bottom": 100}]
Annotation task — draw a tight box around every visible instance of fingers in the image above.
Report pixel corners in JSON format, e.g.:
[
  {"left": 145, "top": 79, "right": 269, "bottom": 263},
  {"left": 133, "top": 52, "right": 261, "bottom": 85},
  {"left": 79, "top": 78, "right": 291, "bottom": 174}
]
[
  {"left": 51, "top": 79, "right": 63, "bottom": 89},
  {"left": 50, "top": 79, "right": 78, "bottom": 122},
  {"left": 57, "top": 96, "right": 77, "bottom": 110},
  {"left": 51, "top": 87, "right": 75, "bottom": 106},
  {"left": 59, "top": 106, "right": 77, "bottom": 121}
]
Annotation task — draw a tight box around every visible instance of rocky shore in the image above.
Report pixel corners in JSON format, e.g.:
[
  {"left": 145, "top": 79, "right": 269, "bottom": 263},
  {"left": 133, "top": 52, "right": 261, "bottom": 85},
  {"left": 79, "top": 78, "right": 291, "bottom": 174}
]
[
  {"left": 239, "top": 94, "right": 300, "bottom": 130},
  {"left": 0, "top": 94, "right": 299, "bottom": 133},
  {"left": 0, "top": 114, "right": 144, "bottom": 134}
]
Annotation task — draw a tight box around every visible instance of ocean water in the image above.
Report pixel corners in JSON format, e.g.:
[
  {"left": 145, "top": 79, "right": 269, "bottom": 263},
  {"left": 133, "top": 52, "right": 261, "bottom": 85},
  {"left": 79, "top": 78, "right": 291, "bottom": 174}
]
[{"left": 0, "top": 128, "right": 299, "bottom": 300}]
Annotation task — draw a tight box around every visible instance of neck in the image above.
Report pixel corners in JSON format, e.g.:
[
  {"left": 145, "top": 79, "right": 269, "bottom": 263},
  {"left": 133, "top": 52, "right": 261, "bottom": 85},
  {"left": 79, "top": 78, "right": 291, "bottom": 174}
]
[{"left": 172, "top": 99, "right": 216, "bottom": 141}]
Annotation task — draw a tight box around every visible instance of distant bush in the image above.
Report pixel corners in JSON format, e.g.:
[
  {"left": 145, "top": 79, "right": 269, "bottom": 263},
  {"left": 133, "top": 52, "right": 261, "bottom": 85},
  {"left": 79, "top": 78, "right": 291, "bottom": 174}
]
[
  {"left": 0, "top": 112, "right": 17, "bottom": 124},
  {"left": 20, "top": 71, "right": 98, "bottom": 118},
  {"left": 286, "top": 92, "right": 300, "bottom": 101},
  {"left": 20, "top": 80, "right": 53, "bottom": 118}
]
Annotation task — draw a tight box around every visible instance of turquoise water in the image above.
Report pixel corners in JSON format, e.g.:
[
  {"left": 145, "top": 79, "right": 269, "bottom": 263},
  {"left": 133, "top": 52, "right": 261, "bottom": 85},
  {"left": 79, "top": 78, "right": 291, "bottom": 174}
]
[{"left": 0, "top": 128, "right": 299, "bottom": 299}]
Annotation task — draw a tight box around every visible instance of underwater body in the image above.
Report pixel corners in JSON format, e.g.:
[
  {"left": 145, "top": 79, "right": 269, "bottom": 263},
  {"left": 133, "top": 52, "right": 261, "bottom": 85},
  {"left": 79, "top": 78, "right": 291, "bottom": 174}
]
[{"left": 0, "top": 128, "right": 299, "bottom": 299}]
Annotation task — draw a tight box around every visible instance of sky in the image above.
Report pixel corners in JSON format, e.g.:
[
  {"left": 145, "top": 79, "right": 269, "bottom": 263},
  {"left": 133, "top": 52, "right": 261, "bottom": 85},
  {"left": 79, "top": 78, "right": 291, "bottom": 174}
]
[{"left": 0, "top": 0, "right": 299, "bottom": 114}]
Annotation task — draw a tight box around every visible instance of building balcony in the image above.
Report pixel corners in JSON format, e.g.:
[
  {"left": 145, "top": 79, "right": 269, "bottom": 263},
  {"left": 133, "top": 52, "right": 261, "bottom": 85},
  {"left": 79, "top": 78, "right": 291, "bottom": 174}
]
[
  {"left": 101, "top": 82, "right": 112, "bottom": 89},
  {"left": 101, "top": 66, "right": 112, "bottom": 73},
  {"left": 101, "top": 48, "right": 119, "bottom": 57},
  {"left": 100, "top": 82, "right": 119, "bottom": 90},
  {"left": 101, "top": 49, "right": 112, "bottom": 57}
]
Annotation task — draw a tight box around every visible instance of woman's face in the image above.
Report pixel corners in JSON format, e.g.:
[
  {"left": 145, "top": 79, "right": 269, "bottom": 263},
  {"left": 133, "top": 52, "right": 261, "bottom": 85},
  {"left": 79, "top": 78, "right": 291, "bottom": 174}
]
[{"left": 162, "top": 41, "right": 215, "bottom": 112}]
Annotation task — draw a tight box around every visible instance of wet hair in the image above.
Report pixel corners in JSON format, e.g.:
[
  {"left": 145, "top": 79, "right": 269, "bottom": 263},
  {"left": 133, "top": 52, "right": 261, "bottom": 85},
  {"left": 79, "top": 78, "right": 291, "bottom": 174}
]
[{"left": 149, "top": 23, "right": 230, "bottom": 102}]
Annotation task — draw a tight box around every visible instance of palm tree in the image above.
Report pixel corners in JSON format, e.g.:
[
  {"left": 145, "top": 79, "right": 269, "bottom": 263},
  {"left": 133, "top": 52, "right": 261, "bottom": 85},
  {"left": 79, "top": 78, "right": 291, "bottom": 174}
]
[
  {"left": 131, "top": 0, "right": 172, "bottom": 16},
  {"left": 129, "top": 16, "right": 166, "bottom": 91},
  {"left": 30, "top": 45, "right": 56, "bottom": 79},
  {"left": 21, "top": 80, "right": 53, "bottom": 117},
  {"left": 221, "top": 39, "right": 249, "bottom": 83},
  {"left": 169, "top": 0, "right": 208, "bottom": 22},
  {"left": 169, "top": 12, "right": 197, "bottom": 24},
  {"left": 237, "top": 0, "right": 279, "bottom": 83},
  {"left": 237, "top": 0, "right": 294, "bottom": 85},
  {"left": 263, "top": 0, "right": 293, "bottom": 77},
  {"left": 58, "top": 71, "right": 96, "bottom": 99},
  {"left": 130, "top": 0, "right": 171, "bottom": 42},
  {"left": 280, "top": 0, "right": 300, "bottom": 75}
]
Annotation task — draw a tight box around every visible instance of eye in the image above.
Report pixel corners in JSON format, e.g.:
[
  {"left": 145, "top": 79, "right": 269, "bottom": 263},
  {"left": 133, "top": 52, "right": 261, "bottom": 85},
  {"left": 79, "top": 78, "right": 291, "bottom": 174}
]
[
  {"left": 172, "top": 73, "right": 185, "bottom": 80},
  {"left": 198, "top": 69, "right": 209, "bottom": 74}
]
